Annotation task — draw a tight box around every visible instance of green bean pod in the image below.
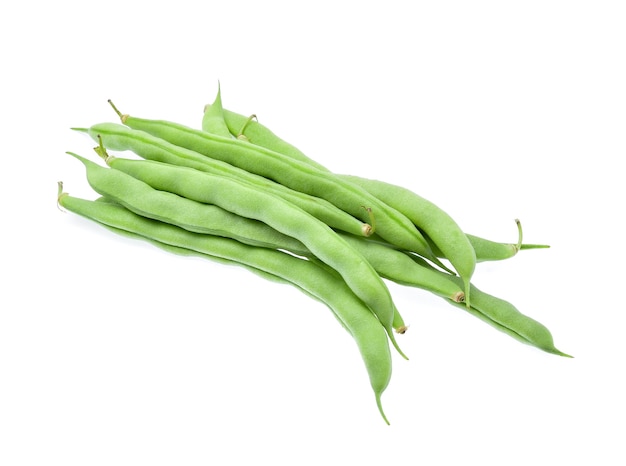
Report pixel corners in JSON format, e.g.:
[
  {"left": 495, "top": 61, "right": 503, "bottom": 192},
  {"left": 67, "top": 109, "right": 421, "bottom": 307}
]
[
  {"left": 406, "top": 254, "right": 570, "bottom": 356},
  {"left": 57, "top": 189, "right": 393, "bottom": 424},
  {"left": 110, "top": 103, "right": 445, "bottom": 267},
  {"left": 70, "top": 151, "right": 407, "bottom": 358},
  {"left": 447, "top": 286, "right": 571, "bottom": 357},
  {"left": 201, "top": 83, "right": 233, "bottom": 138},
  {"left": 65, "top": 152, "right": 310, "bottom": 255},
  {"left": 75, "top": 123, "right": 372, "bottom": 238}
]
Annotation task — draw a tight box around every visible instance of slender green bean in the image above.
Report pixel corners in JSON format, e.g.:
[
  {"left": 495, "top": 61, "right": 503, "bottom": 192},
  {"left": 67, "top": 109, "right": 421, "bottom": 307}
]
[
  {"left": 57, "top": 188, "right": 394, "bottom": 423},
  {"left": 408, "top": 254, "right": 570, "bottom": 357},
  {"left": 65, "top": 152, "right": 310, "bottom": 255},
  {"left": 455, "top": 288, "right": 570, "bottom": 357}
]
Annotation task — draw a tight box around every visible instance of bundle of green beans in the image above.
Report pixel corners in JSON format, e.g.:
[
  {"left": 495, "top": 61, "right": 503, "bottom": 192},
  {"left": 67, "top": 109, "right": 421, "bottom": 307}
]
[{"left": 58, "top": 87, "right": 570, "bottom": 425}]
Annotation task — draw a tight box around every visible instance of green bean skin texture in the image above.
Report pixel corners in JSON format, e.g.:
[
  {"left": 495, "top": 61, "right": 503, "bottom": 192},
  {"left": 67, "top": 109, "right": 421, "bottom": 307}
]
[
  {"left": 88, "top": 153, "right": 407, "bottom": 358},
  {"left": 114, "top": 109, "right": 440, "bottom": 263},
  {"left": 57, "top": 191, "right": 393, "bottom": 424},
  {"left": 66, "top": 152, "right": 310, "bottom": 256},
  {"left": 339, "top": 175, "right": 476, "bottom": 307},
  {"left": 75, "top": 123, "right": 371, "bottom": 237}
]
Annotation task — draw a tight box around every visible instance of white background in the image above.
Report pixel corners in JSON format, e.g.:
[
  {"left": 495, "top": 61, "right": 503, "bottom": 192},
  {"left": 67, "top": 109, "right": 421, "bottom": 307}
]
[{"left": 2, "top": 1, "right": 625, "bottom": 465}]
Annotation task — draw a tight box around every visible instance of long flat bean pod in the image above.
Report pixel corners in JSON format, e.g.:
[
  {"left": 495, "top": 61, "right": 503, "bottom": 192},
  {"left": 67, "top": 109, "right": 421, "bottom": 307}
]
[
  {"left": 71, "top": 151, "right": 407, "bottom": 358},
  {"left": 57, "top": 189, "right": 393, "bottom": 423},
  {"left": 66, "top": 152, "right": 310, "bottom": 254},
  {"left": 334, "top": 235, "right": 565, "bottom": 355},
  {"left": 407, "top": 254, "right": 570, "bottom": 356},
  {"left": 109, "top": 101, "right": 446, "bottom": 268},
  {"left": 74, "top": 123, "right": 372, "bottom": 237},
  {"left": 447, "top": 286, "right": 571, "bottom": 357}
]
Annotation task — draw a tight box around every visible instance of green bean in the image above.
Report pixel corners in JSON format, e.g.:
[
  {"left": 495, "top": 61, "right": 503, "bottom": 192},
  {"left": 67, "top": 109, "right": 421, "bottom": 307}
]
[
  {"left": 407, "top": 254, "right": 570, "bottom": 356},
  {"left": 201, "top": 83, "right": 234, "bottom": 138},
  {"left": 57, "top": 188, "right": 394, "bottom": 423},
  {"left": 65, "top": 152, "right": 310, "bottom": 255},
  {"left": 74, "top": 123, "right": 372, "bottom": 238},
  {"left": 108, "top": 101, "right": 447, "bottom": 269},
  {"left": 448, "top": 286, "right": 571, "bottom": 357},
  {"left": 71, "top": 150, "right": 408, "bottom": 358}
]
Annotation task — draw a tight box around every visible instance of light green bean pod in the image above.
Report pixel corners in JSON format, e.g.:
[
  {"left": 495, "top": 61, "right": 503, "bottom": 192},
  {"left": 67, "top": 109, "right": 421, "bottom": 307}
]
[
  {"left": 406, "top": 254, "right": 570, "bottom": 357},
  {"left": 338, "top": 234, "right": 465, "bottom": 303}
]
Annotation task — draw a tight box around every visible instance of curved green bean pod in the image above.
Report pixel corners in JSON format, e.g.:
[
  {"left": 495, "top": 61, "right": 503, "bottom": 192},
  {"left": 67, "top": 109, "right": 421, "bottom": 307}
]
[
  {"left": 406, "top": 254, "right": 570, "bottom": 356},
  {"left": 448, "top": 286, "right": 571, "bottom": 357},
  {"left": 109, "top": 102, "right": 444, "bottom": 267},
  {"left": 70, "top": 151, "right": 407, "bottom": 358},
  {"left": 74, "top": 123, "right": 372, "bottom": 238},
  {"left": 57, "top": 189, "right": 393, "bottom": 424},
  {"left": 66, "top": 152, "right": 310, "bottom": 255}
]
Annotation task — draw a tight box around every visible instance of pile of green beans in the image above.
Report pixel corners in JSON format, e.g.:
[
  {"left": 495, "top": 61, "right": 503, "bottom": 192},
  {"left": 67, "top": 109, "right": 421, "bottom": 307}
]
[{"left": 58, "top": 86, "right": 570, "bottom": 425}]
